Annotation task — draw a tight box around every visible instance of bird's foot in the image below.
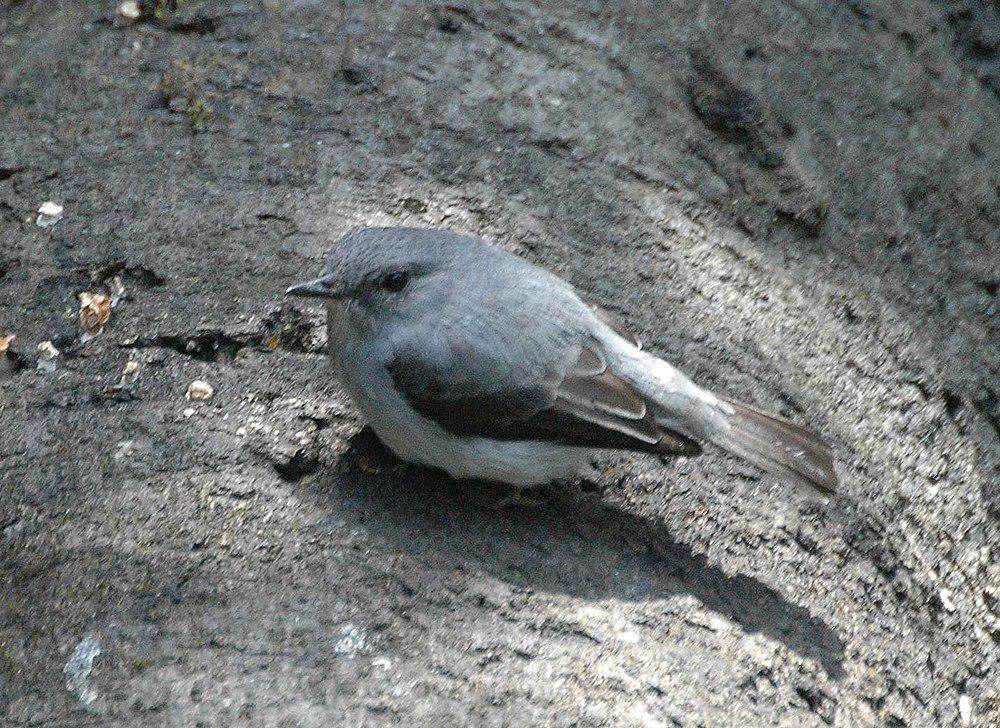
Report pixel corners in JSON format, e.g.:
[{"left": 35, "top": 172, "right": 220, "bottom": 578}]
[
  {"left": 356, "top": 452, "right": 382, "bottom": 476},
  {"left": 486, "top": 485, "right": 553, "bottom": 510}
]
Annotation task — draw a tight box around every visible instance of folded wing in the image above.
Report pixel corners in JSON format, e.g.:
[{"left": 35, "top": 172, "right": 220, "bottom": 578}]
[{"left": 387, "top": 340, "right": 701, "bottom": 456}]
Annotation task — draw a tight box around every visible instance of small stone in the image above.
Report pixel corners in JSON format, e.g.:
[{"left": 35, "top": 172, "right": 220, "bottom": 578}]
[
  {"left": 109, "top": 275, "right": 127, "bottom": 306},
  {"left": 186, "top": 380, "right": 214, "bottom": 401},
  {"left": 114, "top": 440, "right": 135, "bottom": 460},
  {"left": 0, "top": 335, "right": 14, "bottom": 357},
  {"left": 939, "top": 588, "right": 956, "bottom": 612},
  {"left": 36, "top": 201, "right": 63, "bottom": 227},
  {"left": 37, "top": 341, "right": 59, "bottom": 372},
  {"left": 64, "top": 634, "right": 101, "bottom": 706},
  {"left": 706, "top": 614, "right": 732, "bottom": 632},
  {"left": 117, "top": 1, "right": 141, "bottom": 21},
  {"left": 333, "top": 623, "right": 368, "bottom": 657},
  {"left": 958, "top": 694, "right": 973, "bottom": 725},
  {"left": 119, "top": 360, "right": 141, "bottom": 387}
]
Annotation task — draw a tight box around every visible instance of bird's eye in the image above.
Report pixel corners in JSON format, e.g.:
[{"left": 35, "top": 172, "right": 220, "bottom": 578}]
[{"left": 382, "top": 271, "right": 409, "bottom": 292}]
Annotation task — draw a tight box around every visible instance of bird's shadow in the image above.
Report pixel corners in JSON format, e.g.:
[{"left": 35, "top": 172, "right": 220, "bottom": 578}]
[{"left": 313, "top": 428, "right": 847, "bottom": 680}]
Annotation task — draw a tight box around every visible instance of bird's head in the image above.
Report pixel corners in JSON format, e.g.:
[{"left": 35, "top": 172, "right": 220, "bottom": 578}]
[{"left": 286, "top": 226, "right": 488, "bottom": 331}]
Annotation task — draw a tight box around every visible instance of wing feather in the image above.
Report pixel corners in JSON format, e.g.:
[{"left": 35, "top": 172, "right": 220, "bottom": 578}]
[{"left": 388, "top": 341, "right": 700, "bottom": 456}]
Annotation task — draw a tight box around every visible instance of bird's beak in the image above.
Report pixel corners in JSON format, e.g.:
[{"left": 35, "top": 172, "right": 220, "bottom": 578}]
[{"left": 285, "top": 277, "right": 346, "bottom": 299}]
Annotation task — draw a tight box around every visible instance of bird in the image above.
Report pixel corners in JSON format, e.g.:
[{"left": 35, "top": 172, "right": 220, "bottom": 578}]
[{"left": 286, "top": 226, "right": 837, "bottom": 495}]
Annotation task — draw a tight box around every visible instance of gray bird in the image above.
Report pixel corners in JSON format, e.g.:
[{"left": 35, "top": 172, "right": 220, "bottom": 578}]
[{"left": 287, "top": 227, "right": 836, "bottom": 494}]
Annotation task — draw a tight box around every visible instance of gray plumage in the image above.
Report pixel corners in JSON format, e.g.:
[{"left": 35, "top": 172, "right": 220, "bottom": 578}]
[{"left": 287, "top": 227, "right": 837, "bottom": 494}]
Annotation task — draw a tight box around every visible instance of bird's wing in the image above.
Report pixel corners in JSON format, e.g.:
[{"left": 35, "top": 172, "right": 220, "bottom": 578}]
[{"left": 387, "top": 337, "right": 701, "bottom": 456}]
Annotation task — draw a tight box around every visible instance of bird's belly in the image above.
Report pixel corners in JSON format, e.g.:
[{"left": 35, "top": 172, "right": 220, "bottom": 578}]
[{"left": 344, "top": 373, "right": 587, "bottom": 486}]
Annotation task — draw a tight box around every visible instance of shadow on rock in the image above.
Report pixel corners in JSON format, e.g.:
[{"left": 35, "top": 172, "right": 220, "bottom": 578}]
[{"left": 320, "top": 428, "right": 846, "bottom": 680}]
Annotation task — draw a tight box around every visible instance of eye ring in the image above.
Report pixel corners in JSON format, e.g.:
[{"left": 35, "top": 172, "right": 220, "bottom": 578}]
[{"left": 382, "top": 271, "right": 409, "bottom": 292}]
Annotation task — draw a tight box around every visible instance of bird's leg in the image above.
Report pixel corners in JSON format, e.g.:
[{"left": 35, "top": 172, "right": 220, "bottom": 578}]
[
  {"left": 355, "top": 451, "right": 382, "bottom": 476},
  {"left": 485, "top": 484, "right": 554, "bottom": 510},
  {"left": 349, "top": 426, "right": 406, "bottom": 476},
  {"left": 356, "top": 452, "right": 407, "bottom": 477}
]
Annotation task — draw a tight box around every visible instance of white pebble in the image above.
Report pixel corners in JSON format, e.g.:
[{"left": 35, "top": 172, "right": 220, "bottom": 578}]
[
  {"left": 37, "top": 340, "right": 60, "bottom": 360},
  {"left": 64, "top": 635, "right": 101, "bottom": 706},
  {"left": 939, "top": 588, "right": 956, "bottom": 612},
  {"left": 958, "top": 694, "right": 973, "bottom": 725},
  {"left": 117, "top": 1, "right": 140, "bottom": 20},
  {"left": 36, "top": 201, "right": 63, "bottom": 227},
  {"left": 36, "top": 340, "right": 60, "bottom": 372},
  {"left": 186, "top": 380, "right": 214, "bottom": 401}
]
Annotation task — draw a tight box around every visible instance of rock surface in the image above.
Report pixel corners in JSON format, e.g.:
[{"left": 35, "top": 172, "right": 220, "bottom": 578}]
[{"left": 0, "top": 1, "right": 997, "bottom": 725}]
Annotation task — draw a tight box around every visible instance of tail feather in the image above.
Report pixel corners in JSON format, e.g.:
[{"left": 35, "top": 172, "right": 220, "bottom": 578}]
[{"left": 712, "top": 398, "right": 837, "bottom": 495}]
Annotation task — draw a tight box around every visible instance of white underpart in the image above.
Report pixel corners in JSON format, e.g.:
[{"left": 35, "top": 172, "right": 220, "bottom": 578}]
[
  {"left": 352, "top": 373, "right": 589, "bottom": 486},
  {"left": 328, "top": 301, "right": 588, "bottom": 486}
]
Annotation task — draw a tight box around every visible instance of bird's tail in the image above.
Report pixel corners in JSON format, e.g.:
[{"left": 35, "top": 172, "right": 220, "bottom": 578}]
[
  {"left": 709, "top": 397, "right": 837, "bottom": 495},
  {"left": 601, "top": 339, "right": 837, "bottom": 494}
]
